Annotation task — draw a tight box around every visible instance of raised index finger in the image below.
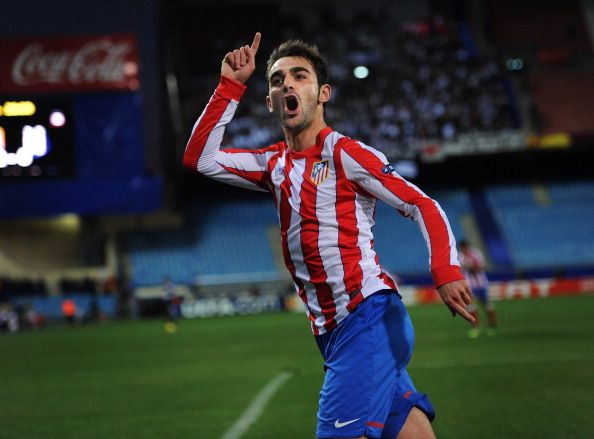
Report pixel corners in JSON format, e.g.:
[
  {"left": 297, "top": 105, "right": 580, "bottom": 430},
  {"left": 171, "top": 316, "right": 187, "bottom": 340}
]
[{"left": 250, "top": 32, "right": 261, "bottom": 54}]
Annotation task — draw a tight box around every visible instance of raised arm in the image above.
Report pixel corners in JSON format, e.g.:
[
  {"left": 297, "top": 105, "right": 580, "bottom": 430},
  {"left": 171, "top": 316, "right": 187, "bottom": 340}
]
[{"left": 183, "top": 33, "right": 277, "bottom": 192}]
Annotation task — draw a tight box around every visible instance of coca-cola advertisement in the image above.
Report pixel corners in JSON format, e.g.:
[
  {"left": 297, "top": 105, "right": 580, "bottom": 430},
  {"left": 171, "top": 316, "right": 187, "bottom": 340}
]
[{"left": 0, "top": 34, "right": 140, "bottom": 92}]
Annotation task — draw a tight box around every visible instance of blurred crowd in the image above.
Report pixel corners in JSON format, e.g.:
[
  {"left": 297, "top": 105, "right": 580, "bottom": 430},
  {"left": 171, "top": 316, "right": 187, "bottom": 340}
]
[{"left": 223, "top": 14, "right": 518, "bottom": 159}]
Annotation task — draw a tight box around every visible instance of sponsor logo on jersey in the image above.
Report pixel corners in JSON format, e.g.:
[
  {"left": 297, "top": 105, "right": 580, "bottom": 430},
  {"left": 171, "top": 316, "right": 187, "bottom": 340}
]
[
  {"left": 381, "top": 164, "right": 395, "bottom": 174},
  {"left": 311, "top": 160, "right": 329, "bottom": 185}
]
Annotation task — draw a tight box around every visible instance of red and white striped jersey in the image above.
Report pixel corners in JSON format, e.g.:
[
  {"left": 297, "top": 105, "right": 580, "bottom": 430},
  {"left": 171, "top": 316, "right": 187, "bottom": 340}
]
[
  {"left": 459, "top": 248, "right": 489, "bottom": 290},
  {"left": 184, "top": 76, "right": 464, "bottom": 334}
]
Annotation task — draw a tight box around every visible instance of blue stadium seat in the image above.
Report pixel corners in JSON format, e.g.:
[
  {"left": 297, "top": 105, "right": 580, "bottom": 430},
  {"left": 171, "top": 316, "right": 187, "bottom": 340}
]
[
  {"left": 129, "top": 182, "right": 594, "bottom": 286},
  {"left": 128, "top": 199, "right": 280, "bottom": 286},
  {"left": 373, "top": 189, "right": 472, "bottom": 277},
  {"left": 486, "top": 182, "right": 594, "bottom": 269}
]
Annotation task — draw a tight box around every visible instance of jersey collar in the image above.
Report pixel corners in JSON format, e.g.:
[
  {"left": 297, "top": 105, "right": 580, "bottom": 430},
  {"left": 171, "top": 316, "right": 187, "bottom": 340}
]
[{"left": 287, "top": 126, "right": 333, "bottom": 158}]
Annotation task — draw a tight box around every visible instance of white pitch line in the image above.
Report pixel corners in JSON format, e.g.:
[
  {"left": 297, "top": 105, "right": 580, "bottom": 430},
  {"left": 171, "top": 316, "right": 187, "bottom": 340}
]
[{"left": 220, "top": 371, "right": 292, "bottom": 439}]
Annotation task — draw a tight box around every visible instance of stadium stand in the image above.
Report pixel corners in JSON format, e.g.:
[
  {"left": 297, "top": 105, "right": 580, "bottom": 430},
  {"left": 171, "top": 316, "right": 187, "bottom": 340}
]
[
  {"left": 170, "top": 2, "right": 520, "bottom": 161},
  {"left": 484, "top": 0, "right": 591, "bottom": 55},
  {"left": 128, "top": 229, "right": 198, "bottom": 286},
  {"left": 373, "top": 189, "right": 472, "bottom": 277},
  {"left": 127, "top": 189, "right": 474, "bottom": 287},
  {"left": 529, "top": 69, "right": 594, "bottom": 135},
  {"left": 128, "top": 199, "right": 280, "bottom": 287},
  {"left": 485, "top": 181, "right": 594, "bottom": 270}
]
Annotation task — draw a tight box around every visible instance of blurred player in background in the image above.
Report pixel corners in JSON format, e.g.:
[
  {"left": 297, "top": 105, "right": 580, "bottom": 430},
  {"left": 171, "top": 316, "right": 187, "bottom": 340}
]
[
  {"left": 163, "top": 277, "right": 181, "bottom": 333},
  {"left": 61, "top": 298, "right": 77, "bottom": 326},
  {"left": 458, "top": 240, "right": 497, "bottom": 338},
  {"left": 183, "top": 32, "right": 474, "bottom": 439}
]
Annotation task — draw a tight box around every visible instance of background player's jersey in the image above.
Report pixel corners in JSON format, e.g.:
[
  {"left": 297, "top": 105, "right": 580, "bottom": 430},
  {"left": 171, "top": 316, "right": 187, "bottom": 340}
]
[
  {"left": 184, "top": 76, "right": 463, "bottom": 335},
  {"left": 459, "top": 248, "right": 489, "bottom": 291}
]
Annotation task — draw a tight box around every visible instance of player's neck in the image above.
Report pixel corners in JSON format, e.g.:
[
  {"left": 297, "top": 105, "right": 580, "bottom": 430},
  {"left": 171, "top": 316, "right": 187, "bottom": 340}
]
[{"left": 284, "top": 118, "right": 327, "bottom": 152}]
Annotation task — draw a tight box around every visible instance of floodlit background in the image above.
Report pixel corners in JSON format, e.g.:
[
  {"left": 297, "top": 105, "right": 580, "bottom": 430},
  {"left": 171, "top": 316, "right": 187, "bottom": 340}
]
[{"left": 1, "top": 1, "right": 593, "bottom": 438}]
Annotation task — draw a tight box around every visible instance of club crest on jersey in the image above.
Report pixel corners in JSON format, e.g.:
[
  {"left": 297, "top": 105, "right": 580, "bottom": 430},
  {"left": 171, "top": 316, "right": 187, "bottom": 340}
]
[{"left": 310, "top": 160, "right": 330, "bottom": 185}]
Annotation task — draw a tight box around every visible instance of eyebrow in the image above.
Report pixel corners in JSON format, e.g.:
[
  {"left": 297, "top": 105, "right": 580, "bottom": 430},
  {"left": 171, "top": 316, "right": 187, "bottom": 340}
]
[{"left": 269, "top": 66, "right": 312, "bottom": 81}]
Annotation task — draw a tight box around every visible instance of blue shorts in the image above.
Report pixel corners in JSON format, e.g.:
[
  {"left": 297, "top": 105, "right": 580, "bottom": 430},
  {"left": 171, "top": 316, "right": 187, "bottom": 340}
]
[
  {"left": 315, "top": 290, "right": 435, "bottom": 439},
  {"left": 473, "top": 287, "right": 489, "bottom": 304}
]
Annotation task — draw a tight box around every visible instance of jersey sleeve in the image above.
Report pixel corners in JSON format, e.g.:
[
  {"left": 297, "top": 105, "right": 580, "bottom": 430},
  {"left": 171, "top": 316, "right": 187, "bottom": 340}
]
[
  {"left": 182, "top": 76, "right": 277, "bottom": 192},
  {"left": 339, "top": 140, "right": 464, "bottom": 288}
]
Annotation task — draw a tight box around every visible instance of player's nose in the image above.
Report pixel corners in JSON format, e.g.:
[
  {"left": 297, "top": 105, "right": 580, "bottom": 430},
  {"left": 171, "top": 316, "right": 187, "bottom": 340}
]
[{"left": 282, "top": 77, "right": 295, "bottom": 90}]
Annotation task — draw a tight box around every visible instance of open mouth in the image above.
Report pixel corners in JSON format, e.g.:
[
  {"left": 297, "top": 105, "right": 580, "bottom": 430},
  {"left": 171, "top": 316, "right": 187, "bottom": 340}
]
[{"left": 285, "top": 95, "right": 299, "bottom": 114}]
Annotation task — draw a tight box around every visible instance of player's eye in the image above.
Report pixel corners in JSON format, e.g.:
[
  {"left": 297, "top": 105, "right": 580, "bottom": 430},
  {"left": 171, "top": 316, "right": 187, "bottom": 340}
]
[{"left": 271, "top": 77, "right": 283, "bottom": 86}]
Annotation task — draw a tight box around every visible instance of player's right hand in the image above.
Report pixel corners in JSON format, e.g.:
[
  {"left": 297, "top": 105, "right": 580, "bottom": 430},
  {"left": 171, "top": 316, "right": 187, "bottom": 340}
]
[
  {"left": 221, "top": 32, "right": 261, "bottom": 85},
  {"left": 437, "top": 279, "right": 475, "bottom": 323}
]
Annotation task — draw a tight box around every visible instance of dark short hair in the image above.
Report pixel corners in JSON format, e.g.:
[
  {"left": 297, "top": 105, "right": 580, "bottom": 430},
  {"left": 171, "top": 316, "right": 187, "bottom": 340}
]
[{"left": 266, "top": 40, "right": 329, "bottom": 86}]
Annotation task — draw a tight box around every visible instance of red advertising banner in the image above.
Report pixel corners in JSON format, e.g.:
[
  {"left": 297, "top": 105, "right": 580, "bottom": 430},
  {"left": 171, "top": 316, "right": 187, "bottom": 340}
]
[
  {"left": 0, "top": 34, "right": 140, "bottom": 93},
  {"left": 412, "top": 277, "right": 594, "bottom": 305}
]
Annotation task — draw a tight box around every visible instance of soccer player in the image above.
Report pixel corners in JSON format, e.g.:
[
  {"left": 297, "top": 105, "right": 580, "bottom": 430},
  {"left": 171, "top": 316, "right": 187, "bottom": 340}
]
[
  {"left": 458, "top": 240, "right": 497, "bottom": 338},
  {"left": 183, "top": 32, "right": 474, "bottom": 439}
]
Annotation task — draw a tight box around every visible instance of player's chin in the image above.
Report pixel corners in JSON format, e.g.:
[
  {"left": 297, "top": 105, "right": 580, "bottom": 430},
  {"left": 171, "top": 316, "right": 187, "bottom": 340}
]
[{"left": 281, "top": 115, "right": 304, "bottom": 129}]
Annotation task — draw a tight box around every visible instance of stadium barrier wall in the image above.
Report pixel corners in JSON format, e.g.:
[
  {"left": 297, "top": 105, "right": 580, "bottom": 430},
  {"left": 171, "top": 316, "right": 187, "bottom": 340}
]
[
  {"left": 180, "top": 294, "right": 283, "bottom": 319},
  {"left": 13, "top": 294, "right": 118, "bottom": 320},
  {"left": 411, "top": 276, "right": 594, "bottom": 305},
  {"left": 177, "top": 276, "right": 594, "bottom": 319}
]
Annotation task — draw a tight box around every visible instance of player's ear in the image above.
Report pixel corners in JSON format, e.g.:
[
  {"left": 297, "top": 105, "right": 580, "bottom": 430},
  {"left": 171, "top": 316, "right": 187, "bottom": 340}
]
[
  {"left": 318, "top": 84, "right": 331, "bottom": 104},
  {"left": 266, "top": 95, "right": 273, "bottom": 113}
]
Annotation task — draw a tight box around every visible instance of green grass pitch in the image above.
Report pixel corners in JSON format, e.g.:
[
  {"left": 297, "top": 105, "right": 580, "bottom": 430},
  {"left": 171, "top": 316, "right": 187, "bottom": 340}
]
[{"left": 1, "top": 295, "right": 593, "bottom": 439}]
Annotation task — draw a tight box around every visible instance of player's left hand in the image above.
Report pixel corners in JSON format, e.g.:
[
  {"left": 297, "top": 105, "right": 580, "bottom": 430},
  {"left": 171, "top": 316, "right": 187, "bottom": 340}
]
[{"left": 437, "top": 279, "right": 475, "bottom": 323}]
